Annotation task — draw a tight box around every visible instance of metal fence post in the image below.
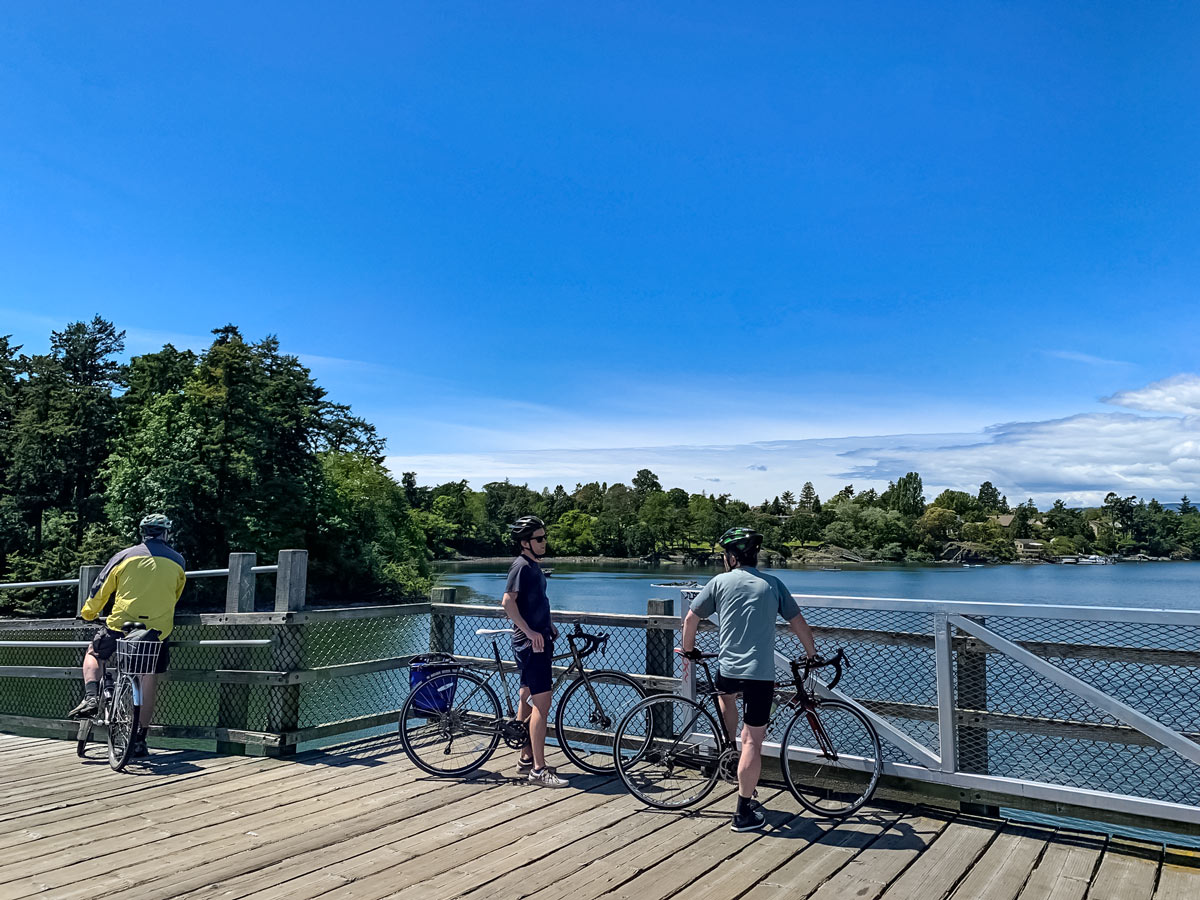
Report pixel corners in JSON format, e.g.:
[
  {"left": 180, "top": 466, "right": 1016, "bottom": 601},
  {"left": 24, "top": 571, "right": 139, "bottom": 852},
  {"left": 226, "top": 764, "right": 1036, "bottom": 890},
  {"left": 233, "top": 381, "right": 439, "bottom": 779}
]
[
  {"left": 933, "top": 612, "right": 958, "bottom": 775},
  {"left": 76, "top": 565, "right": 103, "bottom": 615},
  {"left": 430, "top": 587, "right": 456, "bottom": 654},
  {"left": 267, "top": 550, "right": 307, "bottom": 755},
  {"left": 217, "top": 552, "right": 255, "bottom": 755}
]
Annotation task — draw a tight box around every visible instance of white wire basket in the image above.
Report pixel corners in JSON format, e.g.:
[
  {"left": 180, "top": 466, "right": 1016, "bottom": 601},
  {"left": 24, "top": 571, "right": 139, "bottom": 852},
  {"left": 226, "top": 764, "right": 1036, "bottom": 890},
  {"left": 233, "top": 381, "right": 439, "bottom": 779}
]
[{"left": 115, "top": 637, "right": 163, "bottom": 675}]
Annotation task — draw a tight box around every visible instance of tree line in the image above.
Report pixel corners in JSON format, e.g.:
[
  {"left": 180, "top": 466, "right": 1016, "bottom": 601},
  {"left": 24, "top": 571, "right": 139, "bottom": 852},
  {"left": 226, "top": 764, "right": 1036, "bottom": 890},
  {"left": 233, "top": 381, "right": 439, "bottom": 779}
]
[
  {"left": 3, "top": 319, "right": 1198, "bottom": 616},
  {"left": 408, "top": 469, "right": 1200, "bottom": 563}
]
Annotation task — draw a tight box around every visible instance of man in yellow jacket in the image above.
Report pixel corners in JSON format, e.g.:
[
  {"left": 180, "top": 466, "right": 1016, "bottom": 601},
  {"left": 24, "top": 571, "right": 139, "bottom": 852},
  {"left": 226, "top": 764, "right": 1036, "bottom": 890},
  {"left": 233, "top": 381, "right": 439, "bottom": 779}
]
[{"left": 69, "top": 514, "right": 187, "bottom": 757}]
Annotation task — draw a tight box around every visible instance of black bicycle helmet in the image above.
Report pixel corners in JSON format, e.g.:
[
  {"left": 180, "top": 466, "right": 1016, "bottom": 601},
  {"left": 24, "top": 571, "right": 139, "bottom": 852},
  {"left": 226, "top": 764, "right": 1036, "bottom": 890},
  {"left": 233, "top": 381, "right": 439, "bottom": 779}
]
[
  {"left": 508, "top": 515, "right": 546, "bottom": 540},
  {"left": 718, "top": 526, "right": 763, "bottom": 555}
]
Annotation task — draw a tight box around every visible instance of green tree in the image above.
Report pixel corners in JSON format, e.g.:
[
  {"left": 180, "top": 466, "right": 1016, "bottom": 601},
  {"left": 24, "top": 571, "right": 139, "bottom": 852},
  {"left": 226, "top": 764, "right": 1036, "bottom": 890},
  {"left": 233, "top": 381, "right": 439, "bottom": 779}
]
[
  {"left": 798, "top": 482, "right": 820, "bottom": 512},
  {"left": 548, "top": 509, "right": 598, "bottom": 556},
  {"left": 631, "top": 469, "right": 662, "bottom": 508},
  {"left": 930, "top": 489, "right": 979, "bottom": 519},
  {"left": 977, "top": 481, "right": 1003, "bottom": 514},
  {"left": 916, "top": 506, "right": 959, "bottom": 546},
  {"left": 884, "top": 472, "right": 925, "bottom": 518}
]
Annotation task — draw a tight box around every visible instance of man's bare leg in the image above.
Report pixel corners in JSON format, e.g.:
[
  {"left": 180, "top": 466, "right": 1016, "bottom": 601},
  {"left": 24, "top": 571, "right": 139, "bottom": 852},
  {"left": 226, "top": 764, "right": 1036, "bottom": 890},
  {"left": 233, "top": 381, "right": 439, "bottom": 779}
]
[
  {"left": 738, "top": 723, "right": 767, "bottom": 799},
  {"left": 528, "top": 690, "right": 552, "bottom": 769},
  {"left": 517, "top": 685, "right": 533, "bottom": 763}
]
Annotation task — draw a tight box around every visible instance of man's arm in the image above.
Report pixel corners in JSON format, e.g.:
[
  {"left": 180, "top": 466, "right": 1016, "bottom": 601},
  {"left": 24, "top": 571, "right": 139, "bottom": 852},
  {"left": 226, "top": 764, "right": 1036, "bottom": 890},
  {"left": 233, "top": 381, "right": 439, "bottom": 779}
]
[
  {"left": 681, "top": 609, "right": 703, "bottom": 653},
  {"left": 501, "top": 591, "right": 545, "bottom": 652},
  {"left": 787, "top": 612, "right": 818, "bottom": 660}
]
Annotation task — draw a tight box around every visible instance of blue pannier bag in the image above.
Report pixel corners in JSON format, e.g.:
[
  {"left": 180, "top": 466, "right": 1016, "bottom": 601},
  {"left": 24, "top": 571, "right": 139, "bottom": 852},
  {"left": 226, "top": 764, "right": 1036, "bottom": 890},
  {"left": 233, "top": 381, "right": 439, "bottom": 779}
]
[{"left": 409, "top": 653, "right": 458, "bottom": 715}]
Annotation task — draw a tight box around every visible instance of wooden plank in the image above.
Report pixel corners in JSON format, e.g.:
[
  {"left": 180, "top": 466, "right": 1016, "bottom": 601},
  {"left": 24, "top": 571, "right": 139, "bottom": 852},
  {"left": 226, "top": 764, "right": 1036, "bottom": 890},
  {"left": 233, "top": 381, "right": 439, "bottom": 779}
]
[
  {"left": 461, "top": 784, "right": 742, "bottom": 900},
  {"left": 579, "top": 792, "right": 802, "bottom": 900},
  {"left": 682, "top": 809, "right": 838, "bottom": 900},
  {"left": 523, "top": 790, "right": 741, "bottom": 900},
  {"left": 877, "top": 817, "right": 998, "bottom": 899},
  {"left": 0, "top": 748, "right": 414, "bottom": 874},
  {"left": 740, "top": 807, "right": 911, "bottom": 900},
  {"left": 1085, "top": 841, "right": 1161, "bottom": 900},
  {"left": 175, "top": 749, "right": 595, "bottom": 900},
  {"left": 946, "top": 824, "right": 1054, "bottom": 900},
  {"left": 1015, "top": 831, "right": 1105, "bottom": 900},
  {"left": 84, "top": 756, "right": 611, "bottom": 900},
  {"left": 803, "top": 811, "right": 953, "bottom": 900},
  {"left": 1155, "top": 857, "right": 1200, "bottom": 900},
  {"left": 383, "top": 785, "right": 643, "bottom": 900},
  {"left": 0, "top": 753, "right": 479, "bottom": 900}
]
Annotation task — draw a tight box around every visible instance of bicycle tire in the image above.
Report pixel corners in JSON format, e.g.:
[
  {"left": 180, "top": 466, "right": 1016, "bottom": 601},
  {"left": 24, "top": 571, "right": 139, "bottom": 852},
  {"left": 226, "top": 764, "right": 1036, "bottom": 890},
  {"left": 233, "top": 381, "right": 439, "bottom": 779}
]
[
  {"left": 399, "top": 669, "right": 502, "bottom": 777},
  {"left": 780, "top": 698, "right": 882, "bottom": 817},
  {"left": 555, "top": 670, "right": 647, "bottom": 774},
  {"left": 107, "top": 677, "right": 138, "bottom": 772},
  {"left": 614, "top": 694, "right": 722, "bottom": 810}
]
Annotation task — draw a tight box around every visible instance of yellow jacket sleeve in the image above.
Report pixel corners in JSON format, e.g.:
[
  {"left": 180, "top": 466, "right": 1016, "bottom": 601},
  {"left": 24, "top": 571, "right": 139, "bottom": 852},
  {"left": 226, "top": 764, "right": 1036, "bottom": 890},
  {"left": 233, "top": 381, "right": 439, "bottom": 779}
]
[{"left": 81, "top": 565, "right": 119, "bottom": 621}]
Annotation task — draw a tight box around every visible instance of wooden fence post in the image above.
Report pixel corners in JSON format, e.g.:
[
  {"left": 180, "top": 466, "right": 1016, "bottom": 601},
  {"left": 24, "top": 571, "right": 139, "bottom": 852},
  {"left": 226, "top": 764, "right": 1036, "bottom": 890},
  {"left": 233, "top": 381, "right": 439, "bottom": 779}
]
[
  {"left": 430, "top": 587, "right": 456, "bottom": 654},
  {"left": 267, "top": 550, "right": 307, "bottom": 755},
  {"left": 217, "top": 552, "right": 255, "bottom": 755},
  {"left": 956, "top": 616, "right": 998, "bottom": 816},
  {"left": 77, "top": 565, "right": 103, "bottom": 615},
  {"left": 645, "top": 598, "right": 675, "bottom": 682}
]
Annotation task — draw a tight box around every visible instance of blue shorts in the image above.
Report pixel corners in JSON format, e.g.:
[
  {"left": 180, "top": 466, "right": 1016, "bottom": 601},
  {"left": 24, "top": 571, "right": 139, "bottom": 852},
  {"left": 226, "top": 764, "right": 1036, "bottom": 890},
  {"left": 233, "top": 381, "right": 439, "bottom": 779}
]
[{"left": 515, "top": 641, "right": 554, "bottom": 696}]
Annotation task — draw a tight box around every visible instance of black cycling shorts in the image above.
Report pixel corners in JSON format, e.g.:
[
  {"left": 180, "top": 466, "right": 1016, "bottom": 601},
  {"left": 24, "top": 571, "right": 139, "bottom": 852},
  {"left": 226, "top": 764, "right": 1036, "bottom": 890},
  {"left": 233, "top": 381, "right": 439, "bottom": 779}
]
[
  {"left": 715, "top": 673, "right": 774, "bottom": 728},
  {"left": 515, "top": 641, "right": 554, "bottom": 696},
  {"left": 90, "top": 627, "right": 170, "bottom": 674}
]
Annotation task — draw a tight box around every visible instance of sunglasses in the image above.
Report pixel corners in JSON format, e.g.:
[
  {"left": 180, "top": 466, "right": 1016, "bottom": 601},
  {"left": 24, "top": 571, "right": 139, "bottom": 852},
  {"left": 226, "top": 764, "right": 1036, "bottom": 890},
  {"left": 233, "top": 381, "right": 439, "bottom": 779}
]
[{"left": 531, "top": 534, "right": 548, "bottom": 543}]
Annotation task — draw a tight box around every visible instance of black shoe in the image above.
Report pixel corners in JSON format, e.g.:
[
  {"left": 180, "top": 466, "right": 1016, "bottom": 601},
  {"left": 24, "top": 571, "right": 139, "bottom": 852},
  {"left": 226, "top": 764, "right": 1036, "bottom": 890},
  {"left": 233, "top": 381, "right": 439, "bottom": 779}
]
[
  {"left": 131, "top": 739, "right": 150, "bottom": 758},
  {"left": 731, "top": 800, "right": 766, "bottom": 833},
  {"left": 68, "top": 697, "right": 99, "bottom": 719}
]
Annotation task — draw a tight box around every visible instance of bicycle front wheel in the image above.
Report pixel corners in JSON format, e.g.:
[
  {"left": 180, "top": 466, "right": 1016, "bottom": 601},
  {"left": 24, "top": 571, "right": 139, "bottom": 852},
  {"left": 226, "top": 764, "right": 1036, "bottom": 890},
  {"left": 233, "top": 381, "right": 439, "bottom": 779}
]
[
  {"left": 614, "top": 694, "right": 722, "bottom": 810},
  {"left": 399, "top": 669, "right": 502, "bottom": 777},
  {"left": 781, "top": 698, "right": 882, "bottom": 817},
  {"left": 107, "top": 677, "right": 138, "bottom": 772},
  {"left": 555, "top": 670, "right": 646, "bottom": 774}
]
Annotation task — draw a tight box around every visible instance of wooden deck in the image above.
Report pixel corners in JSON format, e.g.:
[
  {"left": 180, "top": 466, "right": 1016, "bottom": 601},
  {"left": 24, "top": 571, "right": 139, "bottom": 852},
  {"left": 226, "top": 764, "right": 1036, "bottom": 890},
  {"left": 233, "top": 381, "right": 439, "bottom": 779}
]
[{"left": 0, "top": 732, "right": 1197, "bottom": 900}]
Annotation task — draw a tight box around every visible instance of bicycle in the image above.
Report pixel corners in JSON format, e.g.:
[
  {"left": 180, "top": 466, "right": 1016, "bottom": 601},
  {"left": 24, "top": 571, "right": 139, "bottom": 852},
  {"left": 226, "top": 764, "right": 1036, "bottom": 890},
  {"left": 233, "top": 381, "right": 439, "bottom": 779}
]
[
  {"left": 399, "top": 622, "right": 647, "bottom": 776},
  {"left": 612, "top": 647, "right": 882, "bottom": 817},
  {"left": 75, "top": 622, "right": 164, "bottom": 772}
]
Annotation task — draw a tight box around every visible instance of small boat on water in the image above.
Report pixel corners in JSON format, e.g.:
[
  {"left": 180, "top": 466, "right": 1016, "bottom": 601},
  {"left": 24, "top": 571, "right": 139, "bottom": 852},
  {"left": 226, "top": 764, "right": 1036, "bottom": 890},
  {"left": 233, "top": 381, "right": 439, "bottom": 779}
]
[
  {"left": 1076, "top": 555, "right": 1114, "bottom": 565},
  {"left": 651, "top": 580, "right": 700, "bottom": 587}
]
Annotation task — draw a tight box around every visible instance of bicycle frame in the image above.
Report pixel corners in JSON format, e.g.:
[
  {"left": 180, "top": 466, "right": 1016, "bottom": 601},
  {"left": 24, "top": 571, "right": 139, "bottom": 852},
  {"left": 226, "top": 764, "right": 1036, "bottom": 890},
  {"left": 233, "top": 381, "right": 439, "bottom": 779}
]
[{"left": 485, "top": 623, "right": 607, "bottom": 715}]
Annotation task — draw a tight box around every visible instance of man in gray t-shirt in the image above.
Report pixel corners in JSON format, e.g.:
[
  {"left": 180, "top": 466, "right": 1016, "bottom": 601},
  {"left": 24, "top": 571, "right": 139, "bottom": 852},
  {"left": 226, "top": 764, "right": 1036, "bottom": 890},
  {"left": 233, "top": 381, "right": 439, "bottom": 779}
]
[{"left": 681, "top": 526, "right": 817, "bottom": 833}]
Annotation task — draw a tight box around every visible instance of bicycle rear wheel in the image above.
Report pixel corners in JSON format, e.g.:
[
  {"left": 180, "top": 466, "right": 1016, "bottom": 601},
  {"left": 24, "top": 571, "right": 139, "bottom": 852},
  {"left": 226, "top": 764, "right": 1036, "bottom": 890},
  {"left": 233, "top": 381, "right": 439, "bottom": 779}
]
[
  {"left": 555, "top": 670, "right": 646, "bottom": 774},
  {"left": 399, "top": 669, "right": 502, "bottom": 776},
  {"left": 781, "top": 698, "right": 881, "bottom": 817},
  {"left": 107, "top": 676, "right": 138, "bottom": 772},
  {"left": 614, "top": 694, "right": 722, "bottom": 810}
]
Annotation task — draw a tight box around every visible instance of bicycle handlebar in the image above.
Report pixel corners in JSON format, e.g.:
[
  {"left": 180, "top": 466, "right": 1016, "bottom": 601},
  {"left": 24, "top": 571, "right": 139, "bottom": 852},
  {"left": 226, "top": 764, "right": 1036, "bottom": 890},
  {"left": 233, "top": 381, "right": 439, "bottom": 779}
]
[{"left": 793, "top": 648, "right": 849, "bottom": 691}]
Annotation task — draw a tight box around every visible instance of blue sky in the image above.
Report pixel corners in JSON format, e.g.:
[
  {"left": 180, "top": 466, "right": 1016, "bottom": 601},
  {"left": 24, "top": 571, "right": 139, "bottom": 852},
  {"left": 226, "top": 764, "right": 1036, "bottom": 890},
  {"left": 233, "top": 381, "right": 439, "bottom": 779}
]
[{"left": 3, "top": 3, "right": 1198, "bottom": 505}]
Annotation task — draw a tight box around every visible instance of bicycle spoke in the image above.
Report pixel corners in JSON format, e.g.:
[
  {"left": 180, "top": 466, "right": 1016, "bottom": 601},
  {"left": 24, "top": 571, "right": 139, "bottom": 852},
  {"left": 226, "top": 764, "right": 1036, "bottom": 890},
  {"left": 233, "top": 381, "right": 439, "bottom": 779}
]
[
  {"left": 615, "top": 695, "right": 722, "bottom": 810},
  {"left": 782, "top": 699, "right": 881, "bottom": 817}
]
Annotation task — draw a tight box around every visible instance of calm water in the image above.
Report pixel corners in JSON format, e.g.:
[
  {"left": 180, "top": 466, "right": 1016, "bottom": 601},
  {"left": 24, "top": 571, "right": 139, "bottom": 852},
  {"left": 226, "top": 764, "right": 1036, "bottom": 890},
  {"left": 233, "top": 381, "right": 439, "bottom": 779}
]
[{"left": 436, "top": 560, "right": 1200, "bottom": 614}]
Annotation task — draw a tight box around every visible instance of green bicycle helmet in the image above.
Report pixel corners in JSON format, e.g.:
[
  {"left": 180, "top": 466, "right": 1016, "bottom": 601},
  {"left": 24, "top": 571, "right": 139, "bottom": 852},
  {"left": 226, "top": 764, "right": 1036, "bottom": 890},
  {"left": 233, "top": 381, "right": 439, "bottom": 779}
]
[{"left": 718, "top": 526, "right": 763, "bottom": 555}]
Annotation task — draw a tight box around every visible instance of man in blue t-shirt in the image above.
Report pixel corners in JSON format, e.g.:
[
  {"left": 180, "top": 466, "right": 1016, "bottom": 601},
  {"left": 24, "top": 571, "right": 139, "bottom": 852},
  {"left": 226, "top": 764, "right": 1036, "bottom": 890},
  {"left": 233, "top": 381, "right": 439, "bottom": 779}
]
[
  {"left": 501, "top": 515, "right": 567, "bottom": 787},
  {"left": 681, "top": 526, "right": 818, "bottom": 832}
]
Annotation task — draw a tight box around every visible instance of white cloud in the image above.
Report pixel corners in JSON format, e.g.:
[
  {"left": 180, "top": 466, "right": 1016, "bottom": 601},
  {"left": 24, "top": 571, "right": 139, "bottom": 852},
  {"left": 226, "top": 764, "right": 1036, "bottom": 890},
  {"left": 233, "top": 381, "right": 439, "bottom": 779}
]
[
  {"left": 1046, "top": 350, "right": 1132, "bottom": 367},
  {"left": 386, "top": 374, "right": 1200, "bottom": 508},
  {"left": 1103, "top": 374, "right": 1200, "bottom": 415}
]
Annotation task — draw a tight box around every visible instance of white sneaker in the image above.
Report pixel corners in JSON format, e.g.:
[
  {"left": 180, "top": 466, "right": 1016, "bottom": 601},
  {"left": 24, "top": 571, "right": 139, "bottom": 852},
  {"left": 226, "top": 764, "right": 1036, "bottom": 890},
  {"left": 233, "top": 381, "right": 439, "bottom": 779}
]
[{"left": 527, "top": 766, "right": 569, "bottom": 788}]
